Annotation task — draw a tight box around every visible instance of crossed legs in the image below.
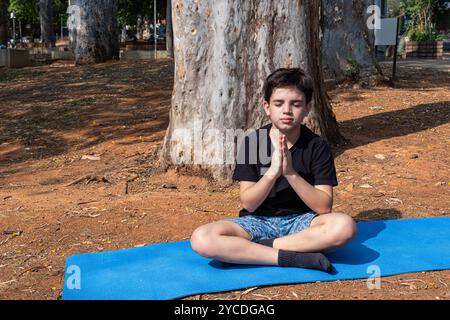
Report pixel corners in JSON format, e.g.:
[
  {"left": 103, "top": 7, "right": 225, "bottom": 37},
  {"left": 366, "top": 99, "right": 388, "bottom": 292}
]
[{"left": 190, "top": 213, "right": 356, "bottom": 266}]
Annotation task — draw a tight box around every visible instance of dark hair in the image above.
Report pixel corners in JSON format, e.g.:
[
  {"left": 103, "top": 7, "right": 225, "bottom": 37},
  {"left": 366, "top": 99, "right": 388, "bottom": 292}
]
[{"left": 263, "top": 68, "right": 314, "bottom": 105}]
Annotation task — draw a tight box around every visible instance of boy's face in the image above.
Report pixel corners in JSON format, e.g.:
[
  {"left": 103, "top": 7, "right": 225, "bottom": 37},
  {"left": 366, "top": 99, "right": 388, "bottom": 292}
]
[{"left": 263, "top": 86, "right": 311, "bottom": 132}]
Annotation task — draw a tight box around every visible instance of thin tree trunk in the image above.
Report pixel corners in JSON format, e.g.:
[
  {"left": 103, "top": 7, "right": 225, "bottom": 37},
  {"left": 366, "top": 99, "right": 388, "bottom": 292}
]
[
  {"left": 161, "top": 0, "right": 345, "bottom": 182},
  {"left": 0, "top": 0, "right": 8, "bottom": 46},
  {"left": 121, "top": 26, "right": 127, "bottom": 43},
  {"left": 136, "top": 15, "right": 143, "bottom": 40},
  {"left": 321, "top": 0, "right": 382, "bottom": 80},
  {"left": 166, "top": 0, "right": 174, "bottom": 58},
  {"left": 68, "top": 0, "right": 119, "bottom": 65},
  {"left": 39, "top": 0, "right": 56, "bottom": 47}
]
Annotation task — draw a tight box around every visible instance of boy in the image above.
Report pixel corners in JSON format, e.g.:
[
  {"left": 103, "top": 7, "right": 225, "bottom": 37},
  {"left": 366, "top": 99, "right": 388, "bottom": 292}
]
[{"left": 190, "top": 68, "right": 356, "bottom": 273}]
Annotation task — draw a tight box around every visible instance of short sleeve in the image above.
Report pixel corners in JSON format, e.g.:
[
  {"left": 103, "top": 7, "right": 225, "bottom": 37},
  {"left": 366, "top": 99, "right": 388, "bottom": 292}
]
[
  {"left": 310, "top": 139, "right": 338, "bottom": 186},
  {"left": 232, "top": 135, "right": 259, "bottom": 182}
]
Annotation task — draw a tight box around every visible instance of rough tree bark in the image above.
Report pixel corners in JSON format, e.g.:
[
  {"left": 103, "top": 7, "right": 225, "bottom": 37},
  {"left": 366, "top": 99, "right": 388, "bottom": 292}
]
[
  {"left": 68, "top": 0, "right": 119, "bottom": 65},
  {"left": 161, "top": 1, "right": 346, "bottom": 181},
  {"left": 0, "top": 0, "right": 8, "bottom": 46},
  {"left": 321, "top": 0, "right": 382, "bottom": 80},
  {"left": 39, "top": 0, "right": 56, "bottom": 47},
  {"left": 166, "top": 0, "right": 174, "bottom": 58}
]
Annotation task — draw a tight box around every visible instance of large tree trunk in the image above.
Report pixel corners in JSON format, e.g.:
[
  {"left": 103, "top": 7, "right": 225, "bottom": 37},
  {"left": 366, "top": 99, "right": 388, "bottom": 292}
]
[
  {"left": 161, "top": 1, "right": 345, "bottom": 181},
  {"left": 166, "top": 0, "right": 174, "bottom": 58},
  {"left": 68, "top": 0, "right": 119, "bottom": 65},
  {"left": 0, "top": 0, "right": 8, "bottom": 46},
  {"left": 39, "top": 0, "right": 56, "bottom": 47},
  {"left": 321, "top": 0, "right": 382, "bottom": 80}
]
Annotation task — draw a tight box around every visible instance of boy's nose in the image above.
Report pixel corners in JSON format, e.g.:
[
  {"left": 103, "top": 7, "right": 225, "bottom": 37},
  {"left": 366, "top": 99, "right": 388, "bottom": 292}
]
[{"left": 282, "top": 104, "right": 292, "bottom": 114}]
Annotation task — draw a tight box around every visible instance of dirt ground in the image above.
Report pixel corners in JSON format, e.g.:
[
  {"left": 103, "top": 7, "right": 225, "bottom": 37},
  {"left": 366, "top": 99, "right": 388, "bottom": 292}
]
[{"left": 0, "top": 59, "right": 449, "bottom": 300}]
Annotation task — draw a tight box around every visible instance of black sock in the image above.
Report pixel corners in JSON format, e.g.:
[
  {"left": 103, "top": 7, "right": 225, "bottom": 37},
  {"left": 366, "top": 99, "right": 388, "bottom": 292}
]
[
  {"left": 258, "top": 238, "right": 275, "bottom": 247},
  {"left": 278, "top": 250, "right": 333, "bottom": 273}
]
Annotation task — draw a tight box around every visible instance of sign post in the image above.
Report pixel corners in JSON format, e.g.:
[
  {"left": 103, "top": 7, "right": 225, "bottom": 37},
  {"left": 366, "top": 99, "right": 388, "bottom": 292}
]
[
  {"left": 375, "top": 17, "right": 400, "bottom": 81},
  {"left": 154, "top": 0, "right": 157, "bottom": 60},
  {"left": 392, "top": 18, "right": 400, "bottom": 81}
]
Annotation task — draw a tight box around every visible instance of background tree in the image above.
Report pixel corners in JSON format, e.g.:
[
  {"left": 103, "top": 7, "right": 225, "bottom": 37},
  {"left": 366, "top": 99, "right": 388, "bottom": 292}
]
[
  {"left": 9, "top": 0, "right": 38, "bottom": 22},
  {"left": 117, "top": 0, "right": 151, "bottom": 26},
  {"left": 321, "top": 0, "right": 382, "bottom": 80},
  {"left": 117, "top": 0, "right": 169, "bottom": 39},
  {"left": 8, "top": 0, "right": 39, "bottom": 38},
  {"left": 0, "top": 0, "right": 8, "bottom": 46},
  {"left": 166, "top": 0, "right": 173, "bottom": 58},
  {"left": 136, "top": 13, "right": 144, "bottom": 39},
  {"left": 161, "top": 0, "right": 345, "bottom": 181},
  {"left": 8, "top": 0, "right": 67, "bottom": 41},
  {"left": 38, "top": 0, "right": 55, "bottom": 46},
  {"left": 69, "top": 0, "right": 119, "bottom": 65},
  {"left": 52, "top": 0, "right": 69, "bottom": 38}
]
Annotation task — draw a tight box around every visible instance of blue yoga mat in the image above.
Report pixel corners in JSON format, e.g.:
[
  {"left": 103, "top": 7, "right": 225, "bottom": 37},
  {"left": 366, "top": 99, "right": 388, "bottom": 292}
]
[{"left": 62, "top": 217, "right": 450, "bottom": 300}]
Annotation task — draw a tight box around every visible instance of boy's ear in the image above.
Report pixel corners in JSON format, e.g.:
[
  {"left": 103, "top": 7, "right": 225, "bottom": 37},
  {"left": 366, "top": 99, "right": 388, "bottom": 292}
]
[
  {"left": 263, "top": 101, "right": 270, "bottom": 116},
  {"left": 305, "top": 101, "right": 312, "bottom": 113}
]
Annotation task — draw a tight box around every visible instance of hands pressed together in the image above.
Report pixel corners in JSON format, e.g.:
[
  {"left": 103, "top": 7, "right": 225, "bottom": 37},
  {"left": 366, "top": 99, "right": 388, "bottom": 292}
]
[{"left": 266, "top": 130, "right": 297, "bottom": 179}]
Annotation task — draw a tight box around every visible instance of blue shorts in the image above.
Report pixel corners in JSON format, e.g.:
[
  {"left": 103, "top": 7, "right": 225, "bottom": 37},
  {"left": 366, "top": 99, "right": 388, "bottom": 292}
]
[{"left": 226, "top": 211, "right": 318, "bottom": 242}]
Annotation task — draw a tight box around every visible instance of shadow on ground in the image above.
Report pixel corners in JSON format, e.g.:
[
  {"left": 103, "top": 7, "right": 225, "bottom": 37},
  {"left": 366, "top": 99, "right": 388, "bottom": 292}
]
[
  {"left": 0, "top": 60, "right": 448, "bottom": 170},
  {"left": 0, "top": 60, "right": 173, "bottom": 167},
  {"left": 334, "top": 100, "right": 449, "bottom": 157}
]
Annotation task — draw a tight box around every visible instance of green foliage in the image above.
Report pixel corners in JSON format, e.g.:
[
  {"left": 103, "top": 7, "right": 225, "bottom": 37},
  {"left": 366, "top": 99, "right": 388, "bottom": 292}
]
[
  {"left": 344, "top": 59, "right": 360, "bottom": 81},
  {"left": 387, "top": 0, "right": 402, "bottom": 17},
  {"left": 400, "top": 0, "right": 449, "bottom": 19},
  {"left": 53, "top": 0, "right": 69, "bottom": 19},
  {"left": 7, "top": 0, "right": 168, "bottom": 36},
  {"left": 8, "top": 0, "right": 68, "bottom": 25},
  {"left": 9, "top": 0, "right": 38, "bottom": 22},
  {"left": 408, "top": 30, "right": 431, "bottom": 41},
  {"left": 117, "top": 0, "right": 166, "bottom": 26},
  {"left": 407, "top": 29, "right": 445, "bottom": 41},
  {"left": 400, "top": 0, "right": 448, "bottom": 42}
]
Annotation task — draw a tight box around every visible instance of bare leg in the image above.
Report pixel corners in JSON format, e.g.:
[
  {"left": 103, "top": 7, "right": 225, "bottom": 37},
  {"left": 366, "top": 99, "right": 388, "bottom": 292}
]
[
  {"left": 273, "top": 213, "right": 357, "bottom": 253},
  {"left": 190, "top": 221, "right": 279, "bottom": 265}
]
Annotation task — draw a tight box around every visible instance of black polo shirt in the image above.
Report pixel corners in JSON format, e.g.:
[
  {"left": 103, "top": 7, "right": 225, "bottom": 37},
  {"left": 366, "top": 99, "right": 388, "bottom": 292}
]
[{"left": 232, "top": 123, "right": 338, "bottom": 217}]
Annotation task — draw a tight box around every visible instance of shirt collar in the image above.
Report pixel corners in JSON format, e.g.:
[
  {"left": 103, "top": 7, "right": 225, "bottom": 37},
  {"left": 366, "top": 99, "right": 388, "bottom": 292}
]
[{"left": 264, "top": 123, "right": 305, "bottom": 152}]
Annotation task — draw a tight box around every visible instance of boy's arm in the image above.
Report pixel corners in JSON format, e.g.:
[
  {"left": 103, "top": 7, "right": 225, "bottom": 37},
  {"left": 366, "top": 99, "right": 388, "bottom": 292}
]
[
  {"left": 239, "top": 136, "right": 284, "bottom": 213},
  {"left": 284, "top": 174, "right": 333, "bottom": 214},
  {"left": 281, "top": 135, "right": 334, "bottom": 214},
  {"left": 239, "top": 175, "right": 277, "bottom": 213}
]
